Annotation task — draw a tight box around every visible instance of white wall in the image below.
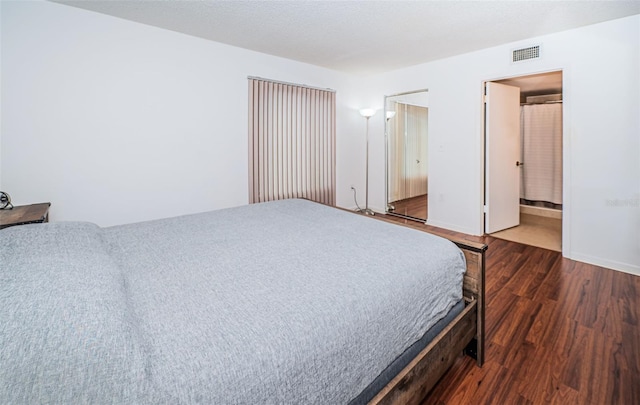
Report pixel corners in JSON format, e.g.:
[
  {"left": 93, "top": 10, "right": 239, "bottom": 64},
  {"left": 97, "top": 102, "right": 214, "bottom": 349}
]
[
  {"left": 0, "top": 2, "right": 3, "bottom": 191},
  {"left": 2, "top": 2, "right": 638, "bottom": 275},
  {"left": 358, "top": 15, "right": 639, "bottom": 275},
  {"left": 1, "top": 0, "right": 364, "bottom": 226}
]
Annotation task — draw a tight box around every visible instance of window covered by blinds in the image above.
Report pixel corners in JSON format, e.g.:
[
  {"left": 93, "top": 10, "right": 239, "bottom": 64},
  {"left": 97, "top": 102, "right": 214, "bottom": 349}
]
[{"left": 248, "top": 78, "right": 336, "bottom": 206}]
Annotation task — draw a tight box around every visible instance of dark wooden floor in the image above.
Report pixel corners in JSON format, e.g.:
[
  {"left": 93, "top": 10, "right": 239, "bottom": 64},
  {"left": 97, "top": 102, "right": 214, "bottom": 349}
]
[
  {"left": 383, "top": 216, "right": 640, "bottom": 405},
  {"left": 389, "top": 194, "right": 428, "bottom": 220}
]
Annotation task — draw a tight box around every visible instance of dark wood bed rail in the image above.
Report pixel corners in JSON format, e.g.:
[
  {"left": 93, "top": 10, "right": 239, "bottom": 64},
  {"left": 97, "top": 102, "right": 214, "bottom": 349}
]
[{"left": 457, "top": 240, "right": 487, "bottom": 367}]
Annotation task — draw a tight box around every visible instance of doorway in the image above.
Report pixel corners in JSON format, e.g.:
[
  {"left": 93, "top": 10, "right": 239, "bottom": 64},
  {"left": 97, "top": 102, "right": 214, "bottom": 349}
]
[{"left": 484, "top": 71, "right": 563, "bottom": 252}]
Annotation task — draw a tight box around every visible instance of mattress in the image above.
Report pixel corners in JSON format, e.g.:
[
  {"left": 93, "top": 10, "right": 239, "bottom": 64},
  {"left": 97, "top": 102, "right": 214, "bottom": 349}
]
[{"left": 0, "top": 198, "right": 466, "bottom": 404}]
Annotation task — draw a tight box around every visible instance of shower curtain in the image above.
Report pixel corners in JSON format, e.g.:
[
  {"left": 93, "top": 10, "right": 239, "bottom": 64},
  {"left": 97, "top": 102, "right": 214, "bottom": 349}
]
[{"left": 520, "top": 103, "right": 563, "bottom": 205}]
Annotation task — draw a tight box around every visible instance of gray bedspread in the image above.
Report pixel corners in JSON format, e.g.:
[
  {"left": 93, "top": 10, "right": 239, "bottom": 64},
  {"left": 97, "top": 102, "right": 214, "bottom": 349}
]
[{"left": 0, "top": 199, "right": 466, "bottom": 404}]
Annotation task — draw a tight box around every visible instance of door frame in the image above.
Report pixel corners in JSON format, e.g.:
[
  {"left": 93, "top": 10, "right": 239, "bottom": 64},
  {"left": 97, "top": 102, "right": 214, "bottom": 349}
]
[{"left": 480, "top": 68, "right": 570, "bottom": 257}]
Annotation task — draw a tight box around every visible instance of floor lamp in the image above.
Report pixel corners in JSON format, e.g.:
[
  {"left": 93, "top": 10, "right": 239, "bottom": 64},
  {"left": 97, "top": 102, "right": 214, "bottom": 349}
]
[{"left": 358, "top": 108, "right": 376, "bottom": 215}]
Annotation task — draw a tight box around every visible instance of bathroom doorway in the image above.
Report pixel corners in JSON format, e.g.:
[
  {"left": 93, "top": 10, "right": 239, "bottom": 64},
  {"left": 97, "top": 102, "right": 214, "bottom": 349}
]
[{"left": 484, "top": 71, "right": 563, "bottom": 252}]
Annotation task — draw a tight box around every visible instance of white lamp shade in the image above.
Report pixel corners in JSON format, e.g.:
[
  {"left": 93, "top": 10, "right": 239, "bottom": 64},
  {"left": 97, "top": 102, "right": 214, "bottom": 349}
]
[
  {"left": 359, "top": 108, "right": 376, "bottom": 118},
  {"left": 386, "top": 111, "right": 396, "bottom": 119}
]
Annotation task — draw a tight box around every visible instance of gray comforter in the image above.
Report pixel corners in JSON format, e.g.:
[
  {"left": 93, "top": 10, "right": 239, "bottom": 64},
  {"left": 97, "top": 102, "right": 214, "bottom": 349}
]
[{"left": 0, "top": 199, "right": 465, "bottom": 404}]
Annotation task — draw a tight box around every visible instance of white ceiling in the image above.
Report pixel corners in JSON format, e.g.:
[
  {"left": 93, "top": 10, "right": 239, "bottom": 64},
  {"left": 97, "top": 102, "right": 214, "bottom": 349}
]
[{"left": 51, "top": 0, "right": 640, "bottom": 75}]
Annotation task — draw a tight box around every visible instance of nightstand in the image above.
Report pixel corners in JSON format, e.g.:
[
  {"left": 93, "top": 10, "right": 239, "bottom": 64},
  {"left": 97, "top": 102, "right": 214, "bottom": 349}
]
[{"left": 0, "top": 203, "right": 51, "bottom": 230}]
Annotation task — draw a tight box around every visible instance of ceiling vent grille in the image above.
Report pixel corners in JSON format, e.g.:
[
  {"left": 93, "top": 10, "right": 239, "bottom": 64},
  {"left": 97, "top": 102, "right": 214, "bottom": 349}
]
[{"left": 512, "top": 45, "right": 540, "bottom": 62}]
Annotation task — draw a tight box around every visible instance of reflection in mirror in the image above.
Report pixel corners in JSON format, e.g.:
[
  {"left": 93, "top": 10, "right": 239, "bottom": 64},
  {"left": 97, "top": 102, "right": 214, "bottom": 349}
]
[{"left": 385, "top": 90, "right": 429, "bottom": 221}]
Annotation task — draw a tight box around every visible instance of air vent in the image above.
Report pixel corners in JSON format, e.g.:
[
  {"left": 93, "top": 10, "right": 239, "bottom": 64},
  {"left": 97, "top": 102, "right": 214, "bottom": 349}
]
[{"left": 512, "top": 45, "right": 540, "bottom": 62}]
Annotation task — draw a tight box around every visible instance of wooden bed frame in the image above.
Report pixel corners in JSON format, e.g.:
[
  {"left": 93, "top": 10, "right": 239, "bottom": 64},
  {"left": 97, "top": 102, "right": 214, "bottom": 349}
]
[{"left": 367, "top": 217, "right": 487, "bottom": 405}]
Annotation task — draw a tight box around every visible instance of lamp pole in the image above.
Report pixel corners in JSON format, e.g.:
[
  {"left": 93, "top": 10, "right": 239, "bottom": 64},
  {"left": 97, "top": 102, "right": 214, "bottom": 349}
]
[{"left": 359, "top": 109, "right": 376, "bottom": 215}]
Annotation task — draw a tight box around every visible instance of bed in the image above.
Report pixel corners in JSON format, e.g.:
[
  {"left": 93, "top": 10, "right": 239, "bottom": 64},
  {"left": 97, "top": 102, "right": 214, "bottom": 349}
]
[{"left": 0, "top": 198, "right": 485, "bottom": 404}]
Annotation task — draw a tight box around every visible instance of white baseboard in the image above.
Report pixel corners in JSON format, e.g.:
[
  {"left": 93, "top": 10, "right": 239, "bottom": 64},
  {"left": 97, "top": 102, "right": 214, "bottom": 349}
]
[
  {"left": 425, "top": 218, "right": 479, "bottom": 236},
  {"left": 569, "top": 252, "right": 640, "bottom": 277}
]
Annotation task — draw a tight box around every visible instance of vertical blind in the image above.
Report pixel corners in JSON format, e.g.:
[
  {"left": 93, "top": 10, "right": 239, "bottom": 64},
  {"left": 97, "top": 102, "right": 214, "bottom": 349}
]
[{"left": 248, "top": 78, "right": 336, "bottom": 206}]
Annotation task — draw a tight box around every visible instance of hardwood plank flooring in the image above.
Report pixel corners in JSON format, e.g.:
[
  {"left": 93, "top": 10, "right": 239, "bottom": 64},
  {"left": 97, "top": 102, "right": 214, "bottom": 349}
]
[
  {"left": 380, "top": 215, "right": 640, "bottom": 405},
  {"left": 389, "top": 194, "right": 428, "bottom": 220}
]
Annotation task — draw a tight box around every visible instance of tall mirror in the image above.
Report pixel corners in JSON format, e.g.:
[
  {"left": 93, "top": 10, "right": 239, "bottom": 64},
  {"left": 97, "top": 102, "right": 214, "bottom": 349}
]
[{"left": 385, "top": 90, "right": 429, "bottom": 221}]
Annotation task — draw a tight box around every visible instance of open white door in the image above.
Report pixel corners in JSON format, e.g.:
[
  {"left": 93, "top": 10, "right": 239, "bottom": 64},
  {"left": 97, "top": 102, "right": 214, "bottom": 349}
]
[{"left": 485, "top": 82, "right": 521, "bottom": 234}]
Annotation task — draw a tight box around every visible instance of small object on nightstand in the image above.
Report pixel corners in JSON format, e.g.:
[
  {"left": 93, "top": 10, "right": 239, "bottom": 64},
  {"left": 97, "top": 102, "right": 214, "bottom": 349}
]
[
  {"left": 0, "top": 191, "right": 13, "bottom": 210},
  {"left": 0, "top": 202, "right": 51, "bottom": 230}
]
